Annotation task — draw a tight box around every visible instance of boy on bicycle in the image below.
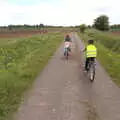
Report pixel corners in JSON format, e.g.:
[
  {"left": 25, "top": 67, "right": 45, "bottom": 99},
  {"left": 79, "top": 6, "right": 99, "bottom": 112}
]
[{"left": 83, "top": 39, "right": 97, "bottom": 71}]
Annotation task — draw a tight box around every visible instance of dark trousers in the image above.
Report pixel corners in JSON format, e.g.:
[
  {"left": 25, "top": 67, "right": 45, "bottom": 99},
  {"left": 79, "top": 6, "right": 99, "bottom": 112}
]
[{"left": 85, "top": 57, "right": 95, "bottom": 70}]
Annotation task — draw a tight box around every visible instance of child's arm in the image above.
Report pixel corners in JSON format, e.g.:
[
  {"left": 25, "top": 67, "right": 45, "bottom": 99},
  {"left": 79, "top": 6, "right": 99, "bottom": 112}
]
[{"left": 82, "top": 47, "right": 86, "bottom": 52}]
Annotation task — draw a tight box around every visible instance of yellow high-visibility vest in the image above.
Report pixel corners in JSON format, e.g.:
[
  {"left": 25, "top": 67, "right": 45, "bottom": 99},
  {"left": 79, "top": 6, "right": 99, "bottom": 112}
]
[{"left": 86, "top": 45, "right": 97, "bottom": 58}]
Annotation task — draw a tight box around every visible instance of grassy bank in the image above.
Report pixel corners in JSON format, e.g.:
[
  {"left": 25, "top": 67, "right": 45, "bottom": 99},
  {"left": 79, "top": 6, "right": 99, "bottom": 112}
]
[
  {"left": 78, "top": 29, "right": 120, "bottom": 86},
  {"left": 0, "top": 32, "right": 63, "bottom": 120}
]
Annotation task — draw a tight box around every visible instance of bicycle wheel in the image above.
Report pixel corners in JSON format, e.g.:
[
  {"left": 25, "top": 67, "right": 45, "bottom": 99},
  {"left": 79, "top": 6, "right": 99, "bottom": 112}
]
[
  {"left": 65, "top": 48, "right": 69, "bottom": 60},
  {"left": 89, "top": 62, "right": 95, "bottom": 82}
]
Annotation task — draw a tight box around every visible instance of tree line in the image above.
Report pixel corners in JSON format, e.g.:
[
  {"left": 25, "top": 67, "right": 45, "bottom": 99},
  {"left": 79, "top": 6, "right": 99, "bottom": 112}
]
[
  {"left": 0, "top": 15, "right": 119, "bottom": 32},
  {"left": 0, "top": 24, "right": 44, "bottom": 29},
  {"left": 80, "top": 15, "right": 120, "bottom": 32},
  {"left": 110, "top": 24, "right": 120, "bottom": 30},
  {"left": 0, "top": 24, "right": 66, "bottom": 31}
]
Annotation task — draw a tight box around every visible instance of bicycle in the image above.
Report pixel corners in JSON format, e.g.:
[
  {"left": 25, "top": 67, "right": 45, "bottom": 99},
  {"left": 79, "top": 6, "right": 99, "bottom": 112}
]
[
  {"left": 64, "top": 47, "right": 69, "bottom": 60},
  {"left": 87, "top": 59, "right": 96, "bottom": 82}
]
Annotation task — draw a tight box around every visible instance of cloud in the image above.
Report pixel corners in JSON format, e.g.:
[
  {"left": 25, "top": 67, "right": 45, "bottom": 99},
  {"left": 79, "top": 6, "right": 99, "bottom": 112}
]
[
  {"left": 0, "top": 0, "right": 120, "bottom": 26},
  {"left": 93, "top": 6, "right": 112, "bottom": 13}
]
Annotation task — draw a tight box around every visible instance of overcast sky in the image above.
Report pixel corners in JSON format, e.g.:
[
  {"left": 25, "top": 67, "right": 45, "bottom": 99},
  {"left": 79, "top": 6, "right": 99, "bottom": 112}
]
[{"left": 0, "top": 0, "right": 119, "bottom": 26}]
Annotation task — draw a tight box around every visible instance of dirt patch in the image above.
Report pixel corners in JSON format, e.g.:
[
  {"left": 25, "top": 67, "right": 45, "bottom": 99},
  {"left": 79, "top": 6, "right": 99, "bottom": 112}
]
[
  {"left": 80, "top": 100, "right": 100, "bottom": 120},
  {"left": 111, "top": 31, "right": 120, "bottom": 36},
  {"left": 0, "top": 30, "right": 48, "bottom": 38}
]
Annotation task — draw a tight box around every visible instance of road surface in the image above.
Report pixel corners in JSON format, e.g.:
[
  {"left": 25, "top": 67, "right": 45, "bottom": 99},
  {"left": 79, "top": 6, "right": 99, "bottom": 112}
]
[{"left": 14, "top": 33, "right": 120, "bottom": 120}]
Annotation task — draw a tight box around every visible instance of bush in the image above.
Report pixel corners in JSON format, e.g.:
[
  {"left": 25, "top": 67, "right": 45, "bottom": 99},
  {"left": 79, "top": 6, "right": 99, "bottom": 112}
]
[{"left": 80, "top": 24, "right": 86, "bottom": 33}]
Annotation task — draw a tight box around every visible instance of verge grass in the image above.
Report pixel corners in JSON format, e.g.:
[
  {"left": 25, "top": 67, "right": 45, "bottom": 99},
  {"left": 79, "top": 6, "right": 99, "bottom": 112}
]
[{"left": 0, "top": 32, "right": 63, "bottom": 120}]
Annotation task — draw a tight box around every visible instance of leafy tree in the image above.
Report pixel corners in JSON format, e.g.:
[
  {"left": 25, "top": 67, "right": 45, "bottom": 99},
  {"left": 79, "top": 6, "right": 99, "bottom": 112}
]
[
  {"left": 39, "top": 24, "right": 44, "bottom": 28},
  {"left": 93, "top": 15, "right": 109, "bottom": 31},
  {"left": 88, "top": 25, "right": 91, "bottom": 28},
  {"left": 80, "top": 24, "right": 86, "bottom": 33}
]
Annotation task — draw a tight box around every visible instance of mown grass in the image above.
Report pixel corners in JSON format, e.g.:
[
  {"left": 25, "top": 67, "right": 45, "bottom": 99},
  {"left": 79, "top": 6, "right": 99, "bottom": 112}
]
[
  {"left": 0, "top": 32, "right": 63, "bottom": 120},
  {"left": 78, "top": 29, "right": 120, "bottom": 86}
]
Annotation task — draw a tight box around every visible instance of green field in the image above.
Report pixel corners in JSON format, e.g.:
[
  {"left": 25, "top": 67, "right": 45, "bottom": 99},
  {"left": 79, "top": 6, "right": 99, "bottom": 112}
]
[
  {"left": 78, "top": 29, "right": 120, "bottom": 86},
  {"left": 0, "top": 32, "right": 63, "bottom": 120}
]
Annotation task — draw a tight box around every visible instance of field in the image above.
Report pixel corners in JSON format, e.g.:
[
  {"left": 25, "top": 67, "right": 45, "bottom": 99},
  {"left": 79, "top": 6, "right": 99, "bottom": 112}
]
[
  {"left": 0, "top": 30, "right": 48, "bottom": 38},
  {"left": 111, "top": 31, "right": 120, "bottom": 35},
  {"left": 0, "top": 27, "right": 78, "bottom": 38},
  {"left": 0, "top": 31, "right": 63, "bottom": 120},
  {"left": 78, "top": 29, "right": 120, "bottom": 85}
]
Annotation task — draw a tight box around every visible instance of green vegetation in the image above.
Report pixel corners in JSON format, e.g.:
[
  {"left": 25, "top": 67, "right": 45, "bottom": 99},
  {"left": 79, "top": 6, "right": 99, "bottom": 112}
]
[
  {"left": 0, "top": 24, "right": 45, "bottom": 32},
  {"left": 78, "top": 29, "right": 120, "bottom": 85},
  {"left": 111, "top": 24, "right": 120, "bottom": 31},
  {"left": 93, "top": 15, "right": 109, "bottom": 31},
  {"left": 0, "top": 32, "right": 63, "bottom": 120},
  {"left": 80, "top": 24, "right": 86, "bottom": 33},
  {"left": 0, "top": 25, "right": 77, "bottom": 32}
]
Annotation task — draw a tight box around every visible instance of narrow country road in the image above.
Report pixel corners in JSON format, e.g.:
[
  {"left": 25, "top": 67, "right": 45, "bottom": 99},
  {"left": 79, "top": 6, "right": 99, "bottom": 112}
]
[{"left": 14, "top": 33, "right": 120, "bottom": 120}]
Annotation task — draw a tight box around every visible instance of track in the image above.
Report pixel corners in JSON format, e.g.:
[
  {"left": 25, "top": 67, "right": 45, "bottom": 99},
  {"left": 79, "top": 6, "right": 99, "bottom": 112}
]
[{"left": 14, "top": 33, "right": 120, "bottom": 120}]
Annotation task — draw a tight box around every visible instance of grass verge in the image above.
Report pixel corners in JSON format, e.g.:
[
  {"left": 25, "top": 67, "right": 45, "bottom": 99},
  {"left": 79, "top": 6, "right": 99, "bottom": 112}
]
[
  {"left": 0, "top": 32, "right": 63, "bottom": 120},
  {"left": 78, "top": 29, "right": 120, "bottom": 86}
]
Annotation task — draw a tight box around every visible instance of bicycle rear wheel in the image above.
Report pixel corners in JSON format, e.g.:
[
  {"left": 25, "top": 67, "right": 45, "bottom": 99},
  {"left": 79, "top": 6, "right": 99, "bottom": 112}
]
[
  {"left": 64, "top": 48, "right": 69, "bottom": 60},
  {"left": 88, "top": 62, "right": 95, "bottom": 82}
]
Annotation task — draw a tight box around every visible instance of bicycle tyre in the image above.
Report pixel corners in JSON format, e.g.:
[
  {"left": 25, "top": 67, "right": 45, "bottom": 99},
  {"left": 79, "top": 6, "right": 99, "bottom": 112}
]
[
  {"left": 65, "top": 48, "right": 69, "bottom": 60},
  {"left": 88, "top": 61, "right": 95, "bottom": 82},
  {"left": 90, "top": 62, "right": 95, "bottom": 81}
]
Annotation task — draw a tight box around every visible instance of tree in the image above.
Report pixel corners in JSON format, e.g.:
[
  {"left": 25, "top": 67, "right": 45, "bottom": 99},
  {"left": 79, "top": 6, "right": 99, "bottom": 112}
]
[
  {"left": 88, "top": 25, "right": 91, "bottom": 28},
  {"left": 93, "top": 15, "right": 109, "bottom": 31},
  {"left": 39, "top": 24, "right": 44, "bottom": 28},
  {"left": 80, "top": 24, "right": 86, "bottom": 33}
]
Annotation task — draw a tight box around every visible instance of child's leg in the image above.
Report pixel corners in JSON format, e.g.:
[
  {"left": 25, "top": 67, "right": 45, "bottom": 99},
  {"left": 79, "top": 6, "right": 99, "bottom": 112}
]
[{"left": 85, "top": 58, "right": 89, "bottom": 71}]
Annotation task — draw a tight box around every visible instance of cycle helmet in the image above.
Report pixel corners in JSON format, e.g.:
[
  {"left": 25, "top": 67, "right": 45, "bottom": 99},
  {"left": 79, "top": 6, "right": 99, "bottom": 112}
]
[{"left": 88, "top": 39, "right": 94, "bottom": 44}]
